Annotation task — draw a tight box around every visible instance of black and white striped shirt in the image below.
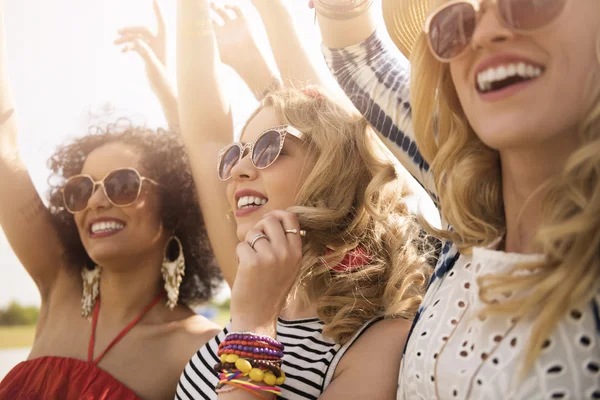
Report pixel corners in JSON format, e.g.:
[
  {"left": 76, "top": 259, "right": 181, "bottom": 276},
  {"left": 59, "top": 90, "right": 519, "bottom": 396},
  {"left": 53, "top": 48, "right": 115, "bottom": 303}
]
[{"left": 176, "top": 317, "right": 382, "bottom": 400}]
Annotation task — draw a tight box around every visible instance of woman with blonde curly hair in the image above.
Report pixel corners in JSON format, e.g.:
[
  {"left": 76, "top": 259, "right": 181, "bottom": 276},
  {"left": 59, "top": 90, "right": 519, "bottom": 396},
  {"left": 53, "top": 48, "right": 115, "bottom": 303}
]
[
  {"left": 315, "top": 0, "right": 600, "bottom": 398},
  {"left": 173, "top": 1, "right": 430, "bottom": 398}
]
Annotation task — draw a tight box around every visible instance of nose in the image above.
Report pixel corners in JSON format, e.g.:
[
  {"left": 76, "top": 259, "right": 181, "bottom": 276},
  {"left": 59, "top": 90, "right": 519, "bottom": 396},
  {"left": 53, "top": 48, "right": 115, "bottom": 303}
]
[
  {"left": 86, "top": 183, "right": 111, "bottom": 211},
  {"left": 231, "top": 148, "right": 259, "bottom": 183},
  {"left": 470, "top": 1, "right": 515, "bottom": 52}
]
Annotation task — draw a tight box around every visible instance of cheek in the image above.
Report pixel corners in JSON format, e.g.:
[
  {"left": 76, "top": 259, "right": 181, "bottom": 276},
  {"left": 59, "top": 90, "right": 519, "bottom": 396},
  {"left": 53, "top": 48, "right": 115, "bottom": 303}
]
[
  {"left": 449, "top": 62, "right": 470, "bottom": 108},
  {"left": 74, "top": 214, "right": 86, "bottom": 234}
]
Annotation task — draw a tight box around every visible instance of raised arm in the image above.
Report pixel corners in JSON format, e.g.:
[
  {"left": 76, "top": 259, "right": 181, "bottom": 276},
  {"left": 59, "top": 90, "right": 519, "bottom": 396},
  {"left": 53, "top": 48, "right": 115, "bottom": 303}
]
[
  {"left": 115, "top": 0, "right": 180, "bottom": 132},
  {"left": 0, "top": 0, "right": 65, "bottom": 298},
  {"left": 251, "top": 0, "right": 339, "bottom": 93},
  {"left": 176, "top": 0, "right": 238, "bottom": 288},
  {"left": 211, "top": 3, "right": 281, "bottom": 100},
  {"left": 316, "top": 1, "right": 436, "bottom": 199}
]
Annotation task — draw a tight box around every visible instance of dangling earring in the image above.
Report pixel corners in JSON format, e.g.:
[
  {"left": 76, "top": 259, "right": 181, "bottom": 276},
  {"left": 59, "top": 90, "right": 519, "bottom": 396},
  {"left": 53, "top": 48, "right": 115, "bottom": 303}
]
[
  {"left": 81, "top": 265, "right": 101, "bottom": 318},
  {"left": 161, "top": 236, "right": 185, "bottom": 310}
]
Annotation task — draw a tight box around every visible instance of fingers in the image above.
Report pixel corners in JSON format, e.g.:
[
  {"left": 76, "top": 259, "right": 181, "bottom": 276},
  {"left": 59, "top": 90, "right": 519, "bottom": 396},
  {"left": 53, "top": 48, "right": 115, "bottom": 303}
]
[
  {"left": 153, "top": 0, "right": 166, "bottom": 33},
  {"left": 117, "top": 26, "right": 155, "bottom": 41},
  {"left": 223, "top": 3, "right": 243, "bottom": 19},
  {"left": 236, "top": 241, "right": 258, "bottom": 268},
  {"left": 263, "top": 210, "right": 303, "bottom": 251},
  {"left": 210, "top": 2, "right": 231, "bottom": 24},
  {"left": 245, "top": 228, "right": 270, "bottom": 252},
  {"left": 121, "top": 39, "right": 161, "bottom": 69},
  {"left": 114, "top": 33, "right": 151, "bottom": 46}
]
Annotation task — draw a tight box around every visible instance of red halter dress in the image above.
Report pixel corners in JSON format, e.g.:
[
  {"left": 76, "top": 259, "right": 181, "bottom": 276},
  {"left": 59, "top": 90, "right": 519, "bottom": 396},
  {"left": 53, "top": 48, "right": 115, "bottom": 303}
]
[{"left": 0, "top": 293, "right": 162, "bottom": 400}]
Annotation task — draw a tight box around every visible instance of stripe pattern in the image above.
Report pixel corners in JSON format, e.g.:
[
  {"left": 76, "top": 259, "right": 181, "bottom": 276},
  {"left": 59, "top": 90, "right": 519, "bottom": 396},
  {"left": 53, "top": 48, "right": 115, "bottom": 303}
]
[{"left": 176, "top": 317, "right": 381, "bottom": 400}]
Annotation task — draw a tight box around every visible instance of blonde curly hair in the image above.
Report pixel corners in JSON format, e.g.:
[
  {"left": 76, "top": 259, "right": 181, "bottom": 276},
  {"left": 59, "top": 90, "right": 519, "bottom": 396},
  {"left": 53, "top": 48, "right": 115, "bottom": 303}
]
[
  {"left": 409, "top": 3, "right": 600, "bottom": 373},
  {"left": 241, "top": 86, "right": 431, "bottom": 344}
]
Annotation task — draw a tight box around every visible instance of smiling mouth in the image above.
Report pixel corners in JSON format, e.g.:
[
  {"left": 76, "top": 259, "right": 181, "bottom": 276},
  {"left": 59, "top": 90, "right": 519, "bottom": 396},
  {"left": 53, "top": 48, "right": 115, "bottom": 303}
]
[
  {"left": 89, "top": 220, "right": 126, "bottom": 236},
  {"left": 476, "top": 62, "right": 544, "bottom": 94},
  {"left": 237, "top": 195, "right": 268, "bottom": 210}
]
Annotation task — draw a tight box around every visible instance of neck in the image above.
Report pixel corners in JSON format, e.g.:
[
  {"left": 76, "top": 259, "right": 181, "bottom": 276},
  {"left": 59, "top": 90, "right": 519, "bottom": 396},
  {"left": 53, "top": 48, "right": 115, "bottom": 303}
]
[
  {"left": 500, "top": 134, "right": 579, "bottom": 253},
  {"left": 97, "top": 252, "right": 164, "bottom": 324},
  {"left": 280, "top": 289, "right": 318, "bottom": 321}
]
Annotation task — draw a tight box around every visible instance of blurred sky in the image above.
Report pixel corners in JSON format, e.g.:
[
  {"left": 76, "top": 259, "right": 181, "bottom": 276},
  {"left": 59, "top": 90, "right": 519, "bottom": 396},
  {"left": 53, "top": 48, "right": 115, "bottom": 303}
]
[{"left": 0, "top": 0, "right": 436, "bottom": 307}]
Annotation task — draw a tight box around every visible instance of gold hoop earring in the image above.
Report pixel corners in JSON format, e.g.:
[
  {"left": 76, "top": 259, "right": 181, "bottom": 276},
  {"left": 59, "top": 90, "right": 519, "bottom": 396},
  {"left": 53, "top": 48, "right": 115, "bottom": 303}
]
[
  {"left": 81, "top": 265, "right": 101, "bottom": 318},
  {"left": 161, "top": 236, "right": 185, "bottom": 309}
]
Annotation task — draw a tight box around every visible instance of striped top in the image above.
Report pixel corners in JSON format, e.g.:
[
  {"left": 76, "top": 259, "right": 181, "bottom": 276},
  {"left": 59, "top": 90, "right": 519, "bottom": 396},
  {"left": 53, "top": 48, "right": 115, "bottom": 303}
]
[
  {"left": 322, "top": 31, "right": 600, "bottom": 400},
  {"left": 176, "top": 317, "right": 382, "bottom": 400}
]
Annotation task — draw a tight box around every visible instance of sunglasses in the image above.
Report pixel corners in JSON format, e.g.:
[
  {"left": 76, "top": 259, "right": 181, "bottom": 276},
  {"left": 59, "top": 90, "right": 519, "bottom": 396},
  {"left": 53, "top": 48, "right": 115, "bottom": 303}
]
[
  {"left": 424, "top": 0, "right": 568, "bottom": 62},
  {"left": 217, "top": 125, "right": 305, "bottom": 181},
  {"left": 62, "top": 168, "right": 159, "bottom": 213}
]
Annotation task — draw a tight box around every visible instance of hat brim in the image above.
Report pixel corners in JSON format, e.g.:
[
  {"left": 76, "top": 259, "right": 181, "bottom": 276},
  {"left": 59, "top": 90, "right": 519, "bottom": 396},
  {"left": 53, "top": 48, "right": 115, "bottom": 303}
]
[{"left": 382, "top": 0, "right": 429, "bottom": 60}]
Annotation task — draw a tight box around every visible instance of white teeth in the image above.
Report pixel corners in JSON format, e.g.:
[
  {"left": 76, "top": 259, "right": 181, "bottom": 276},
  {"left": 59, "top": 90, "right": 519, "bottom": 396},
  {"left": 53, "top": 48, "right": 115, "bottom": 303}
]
[
  {"left": 477, "top": 62, "right": 543, "bottom": 92},
  {"left": 237, "top": 195, "right": 268, "bottom": 210},
  {"left": 91, "top": 221, "right": 125, "bottom": 234}
]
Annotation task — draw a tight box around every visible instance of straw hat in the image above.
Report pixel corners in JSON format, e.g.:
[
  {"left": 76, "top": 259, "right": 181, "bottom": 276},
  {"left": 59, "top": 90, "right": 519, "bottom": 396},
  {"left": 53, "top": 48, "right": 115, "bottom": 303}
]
[{"left": 381, "top": 0, "right": 430, "bottom": 60}]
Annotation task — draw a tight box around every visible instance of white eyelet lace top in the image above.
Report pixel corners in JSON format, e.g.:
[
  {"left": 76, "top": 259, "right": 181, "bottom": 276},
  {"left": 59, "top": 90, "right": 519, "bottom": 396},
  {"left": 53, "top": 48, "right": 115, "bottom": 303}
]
[
  {"left": 323, "top": 31, "right": 600, "bottom": 400},
  {"left": 399, "top": 247, "right": 600, "bottom": 400}
]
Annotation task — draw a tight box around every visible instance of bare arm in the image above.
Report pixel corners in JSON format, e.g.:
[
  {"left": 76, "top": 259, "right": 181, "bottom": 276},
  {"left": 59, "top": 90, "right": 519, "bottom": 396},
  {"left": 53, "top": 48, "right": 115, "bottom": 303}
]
[
  {"left": 211, "top": 3, "right": 281, "bottom": 100},
  {"left": 115, "top": 0, "right": 180, "bottom": 132},
  {"left": 319, "top": 319, "right": 410, "bottom": 400},
  {"left": 176, "top": 0, "right": 239, "bottom": 288},
  {"left": 214, "top": 318, "right": 410, "bottom": 400},
  {"left": 0, "top": 0, "right": 65, "bottom": 298},
  {"left": 251, "top": 0, "right": 334, "bottom": 90},
  {"left": 317, "top": 1, "right": 437, "bottom": 198},
  {"left": 315, "top": 0, "right": 378, "bottom": 49}
]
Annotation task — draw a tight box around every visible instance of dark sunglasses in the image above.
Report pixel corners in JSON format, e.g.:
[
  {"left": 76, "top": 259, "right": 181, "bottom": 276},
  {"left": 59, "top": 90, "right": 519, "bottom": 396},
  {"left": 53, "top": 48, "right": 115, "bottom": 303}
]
[
  {"left": 62, "top": 168, "right": 159, "bottom": 213},
  {"left": 217, "top": 125, "right": 305, "bottom": 181},
  {"left": 425, "top": 0, "right": 568, "bottom": 62}
]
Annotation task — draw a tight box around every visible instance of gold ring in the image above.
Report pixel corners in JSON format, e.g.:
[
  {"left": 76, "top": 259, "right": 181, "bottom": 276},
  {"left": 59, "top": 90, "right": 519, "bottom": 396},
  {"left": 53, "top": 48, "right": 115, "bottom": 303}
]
[
  {"left": 285, "top": 229, "right": 306, "bottom": 236},
  {"left": 249, "top": 233, "right": 268, "bottom": 249}
]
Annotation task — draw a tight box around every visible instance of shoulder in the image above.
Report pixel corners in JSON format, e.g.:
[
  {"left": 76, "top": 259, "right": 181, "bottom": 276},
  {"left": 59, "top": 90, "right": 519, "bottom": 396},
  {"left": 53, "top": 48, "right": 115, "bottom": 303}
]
[
  {"left": 322, "top": 318, "right": 412, "bottom": 400},
  {"left": 171, "top": 314, "right": 222, "bottom": 349},
  {"left": 163, "top": 314, "right": 222, "bottom": 367},
  {"left": 341, "top": 318, "right": 412, "bottom": 367}
]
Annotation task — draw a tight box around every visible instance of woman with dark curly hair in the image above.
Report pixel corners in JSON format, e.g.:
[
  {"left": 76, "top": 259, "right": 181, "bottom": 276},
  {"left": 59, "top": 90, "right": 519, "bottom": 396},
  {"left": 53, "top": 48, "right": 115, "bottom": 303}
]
[{"left": 0, "top": 4, "right": 222, "bottom": 399}]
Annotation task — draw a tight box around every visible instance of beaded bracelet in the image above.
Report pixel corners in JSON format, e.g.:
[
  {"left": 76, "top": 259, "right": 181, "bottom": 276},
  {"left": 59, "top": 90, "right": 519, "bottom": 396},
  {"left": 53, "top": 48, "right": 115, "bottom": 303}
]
[
  {"left": 313, "top": 0, "right": 374, "bottom": 20},
  {"left": 225, "top": 332, "right": 284, "bottom": 350},
  {"left": 218, "top": 349, "right": 282, "bottom": 361},
  {"left": 214, "top": 360, "right": 283, "bottom": 377},
  {"left": 214, "top": 355, "right": 286, "bottom": 386},
  {"left": 220, "top": 345, "right": 284, "bottom": 358},
  {"left": 219, "top": 340, "right": 283, "bottom": 352}
]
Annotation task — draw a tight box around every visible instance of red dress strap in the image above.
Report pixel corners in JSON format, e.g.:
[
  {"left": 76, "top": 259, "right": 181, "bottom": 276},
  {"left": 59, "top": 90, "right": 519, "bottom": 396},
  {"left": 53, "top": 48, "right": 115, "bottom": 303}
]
[{"left": 88, "top": 293, "right": 163, "bottom": 364}]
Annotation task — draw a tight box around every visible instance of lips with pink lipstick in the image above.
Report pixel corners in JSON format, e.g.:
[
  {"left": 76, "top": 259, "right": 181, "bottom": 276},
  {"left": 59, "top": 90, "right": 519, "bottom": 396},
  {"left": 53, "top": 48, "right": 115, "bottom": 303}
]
[
  {"left": 234, "top": 189, "right": 269, "bottom": 217},
  {"left": 474, "top": 54, "right": 545, "bottom": 100},
  {"left": 87, "top": 217, "right": 126, "bottom": 239}
]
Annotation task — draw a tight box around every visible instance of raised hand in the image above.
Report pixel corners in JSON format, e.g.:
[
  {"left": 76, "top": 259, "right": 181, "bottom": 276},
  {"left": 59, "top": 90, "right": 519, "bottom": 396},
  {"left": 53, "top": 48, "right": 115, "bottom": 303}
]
[
  {"left": 115, "top": 0, "right": 179, "bottom": 130},
  {"left": 116, "top": 0, "right": 166, "bottom": 65},
  {"left": 211, "top": 1, "right": 280, "bottom": 99},
  {"left": 230, "top": 210, "right": 304, "bottom": 335}
]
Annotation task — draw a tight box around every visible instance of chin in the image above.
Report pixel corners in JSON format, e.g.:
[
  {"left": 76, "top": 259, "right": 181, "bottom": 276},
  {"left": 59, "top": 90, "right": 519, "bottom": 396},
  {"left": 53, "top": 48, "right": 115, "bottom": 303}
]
[{"left": 84, "top": 244, "right": 128, "bottom": 267}]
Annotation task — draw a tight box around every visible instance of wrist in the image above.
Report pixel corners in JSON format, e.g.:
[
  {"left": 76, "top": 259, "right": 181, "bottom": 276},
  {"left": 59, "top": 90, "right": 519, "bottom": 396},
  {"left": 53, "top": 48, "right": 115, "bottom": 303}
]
[
  {"left": 236, "top": 59, "right": 281, "bottom": 100},
  {"left": 231, "top": 315, "right": 278, "bottom": 338},
  {"left": 314, "top": 0, "right": 374, "bottom": 20}
]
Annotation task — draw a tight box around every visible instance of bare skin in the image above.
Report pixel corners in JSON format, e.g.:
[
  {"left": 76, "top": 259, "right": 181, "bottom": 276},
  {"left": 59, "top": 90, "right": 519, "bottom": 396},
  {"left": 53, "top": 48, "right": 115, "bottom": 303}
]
[
  {"left": 176, "top": 1, "right": 409, "bottom": 398},
  {"left": 0, "top": 2, "right": 220, "bottom": 398}
]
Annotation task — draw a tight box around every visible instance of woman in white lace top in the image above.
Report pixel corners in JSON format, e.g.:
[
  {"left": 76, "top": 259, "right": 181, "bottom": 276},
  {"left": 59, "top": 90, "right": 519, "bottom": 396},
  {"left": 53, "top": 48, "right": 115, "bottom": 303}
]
[{"left": 313, "top": 0, "right": 600, "bottom": 398}]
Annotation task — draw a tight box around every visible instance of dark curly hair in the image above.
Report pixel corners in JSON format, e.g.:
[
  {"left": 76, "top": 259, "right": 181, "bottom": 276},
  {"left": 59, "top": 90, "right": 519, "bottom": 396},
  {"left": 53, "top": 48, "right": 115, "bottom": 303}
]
[{"left": 46, "top": 120, "right": 222, "bottom": 305}]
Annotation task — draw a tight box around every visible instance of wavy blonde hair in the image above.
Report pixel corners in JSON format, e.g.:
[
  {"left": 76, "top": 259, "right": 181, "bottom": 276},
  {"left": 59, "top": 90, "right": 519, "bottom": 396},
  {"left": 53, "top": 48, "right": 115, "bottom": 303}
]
[
  {"left": 241, "top": 86, "right": 431, "bottom": 344},
  {"left": 410, "top": 1, "right": 600, "bottom": 374}
]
